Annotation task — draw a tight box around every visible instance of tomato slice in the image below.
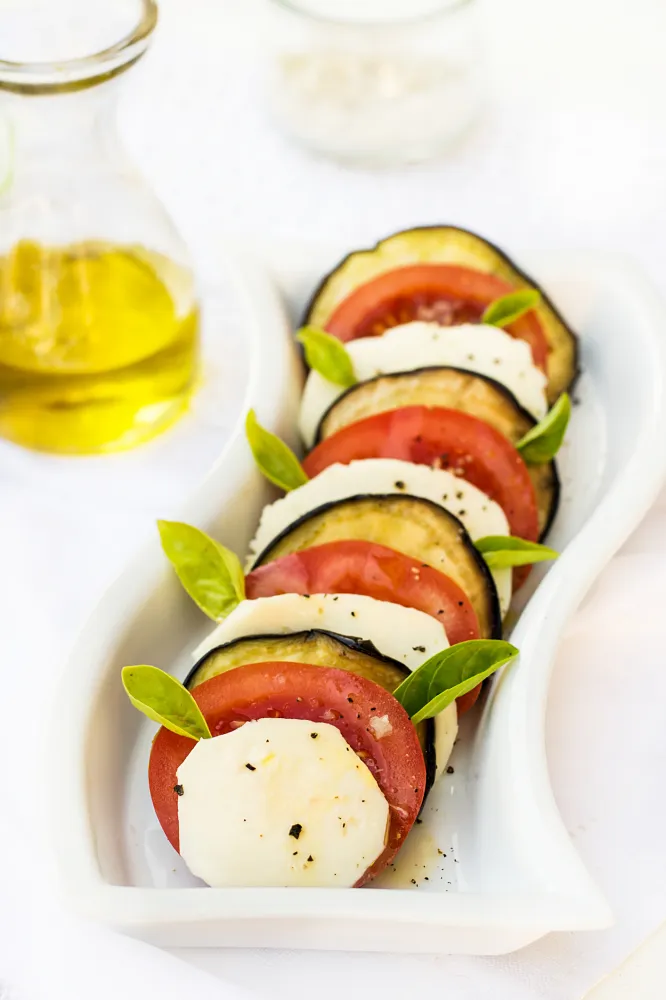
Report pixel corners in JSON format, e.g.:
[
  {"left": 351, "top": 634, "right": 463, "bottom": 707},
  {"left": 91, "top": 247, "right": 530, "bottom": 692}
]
[
  {"left": 246, "top": 539, "right": 480, "bottom": 646},
  {"left": 247, "top": 539, "right": 482, "bottom": 713},
  {"left": 149, "top": 661, "right": 426, "bottom": 886},
  {"left": 303, "top": 406, "right": 539, "bottom": 544},
  {"left": 325, "top": 264, "right": 548, "bottom": 370}
]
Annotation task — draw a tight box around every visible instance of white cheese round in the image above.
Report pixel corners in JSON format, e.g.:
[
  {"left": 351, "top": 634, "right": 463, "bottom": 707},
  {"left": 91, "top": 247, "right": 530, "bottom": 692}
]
[
  {"left": 193, "top": 593, "right": 457, "bottom": 777},
  {"left": 177, "top": 717, "right": 389, "bottom": 888},
  {"left": 245, "top": 458, "right": 512, "bottom": 617},
  {"left": 298, "top": 321, "right": 548, "bottom": 447},
  {"left": 194, "top": 591, "right": 448, "bottom": 670}
]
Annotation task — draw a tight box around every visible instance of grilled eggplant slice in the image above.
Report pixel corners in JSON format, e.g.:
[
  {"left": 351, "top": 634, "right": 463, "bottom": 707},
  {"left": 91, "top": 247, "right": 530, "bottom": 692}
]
[
  {"left": 303, "top": 225, "right": 578, "bottom": 403},
  {"left": 187, "top": 629, "right": 409, "bottom": 691},
  {"left": 315, "top": 366, "right": 559, "bottom": 539},
  {"left": 185, "top": 628, "right": 436, "bottom": 792},
  {"left": 253, "top": 494, "right": 501, "bottom": 641}
]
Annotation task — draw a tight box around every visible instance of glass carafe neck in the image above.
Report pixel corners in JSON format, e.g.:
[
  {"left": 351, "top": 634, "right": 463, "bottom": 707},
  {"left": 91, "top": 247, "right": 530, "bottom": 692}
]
[{"left": 2, "top": 87, "right": 118, "bottom": 163}]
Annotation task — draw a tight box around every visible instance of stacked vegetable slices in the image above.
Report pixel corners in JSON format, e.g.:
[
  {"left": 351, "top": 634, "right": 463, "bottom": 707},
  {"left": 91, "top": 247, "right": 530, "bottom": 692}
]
[{"left": 123, "top": 227, "right": 576, "bottom": 890}]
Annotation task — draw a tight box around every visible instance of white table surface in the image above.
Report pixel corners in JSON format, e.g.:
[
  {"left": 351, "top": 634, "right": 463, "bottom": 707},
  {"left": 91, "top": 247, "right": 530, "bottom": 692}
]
[{"left": 2, "top": 0, "right": 666, "bottom": 997}]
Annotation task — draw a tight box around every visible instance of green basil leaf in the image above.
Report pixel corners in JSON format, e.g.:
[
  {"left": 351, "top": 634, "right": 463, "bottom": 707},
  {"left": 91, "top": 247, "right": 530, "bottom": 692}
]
[
  {"left": 475, "top": 535, "right": 558, "bottom": 569},
  {"left": 157, "top": 520, "right": 245, "bottom": 621},
  {"left": 245, "top": 409, "right": 308, "bottom": 492},
  {"left": 296, "top": 326, "right": 357, "bottom": 388},
  {"left": 482, "top": 289, "right": 542, "bottom": 328},
  {"left": 122, "top": 665, "right": 211, "bottom": 740},
  {"left": 393, "top": 640, "right": 518, "bottom": 723},
  {"left": 517, "top": 392, "right": 571, "bottom": 463}
]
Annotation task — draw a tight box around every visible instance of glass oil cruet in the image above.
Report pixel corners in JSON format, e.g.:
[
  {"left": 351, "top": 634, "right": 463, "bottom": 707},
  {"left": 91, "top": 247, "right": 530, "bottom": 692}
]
[{"left": 0, "top": 0, "right": 199, "bottom": 454}]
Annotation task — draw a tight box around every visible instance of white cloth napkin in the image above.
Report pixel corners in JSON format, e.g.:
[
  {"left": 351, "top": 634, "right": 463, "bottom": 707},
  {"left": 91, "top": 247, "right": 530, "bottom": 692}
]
[{"left": 0, "top": 826, "right": 259, "bottom": 1000}]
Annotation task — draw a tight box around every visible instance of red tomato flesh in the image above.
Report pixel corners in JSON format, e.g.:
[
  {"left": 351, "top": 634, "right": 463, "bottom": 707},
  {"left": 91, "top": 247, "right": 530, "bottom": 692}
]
[
  {"left": 247, "top": 540, "right": 482, "bottom": 713},
  {"left": 303, "top": 406, "right": 539, "bottom": 544},
  {"left": 148, "top": 661, "right": 426, "bottom": 886},
  {"left": 325, "top": 264, "right": 548, "bottom": 370},
  {"left": 247, "top": 539, "right": 480, "bottom": 647}
]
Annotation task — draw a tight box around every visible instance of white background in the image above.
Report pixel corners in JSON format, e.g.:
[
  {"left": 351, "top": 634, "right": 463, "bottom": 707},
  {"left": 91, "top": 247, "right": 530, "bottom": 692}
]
[{"left": 2, "top": 0, "right": 666, "bottom": 997}]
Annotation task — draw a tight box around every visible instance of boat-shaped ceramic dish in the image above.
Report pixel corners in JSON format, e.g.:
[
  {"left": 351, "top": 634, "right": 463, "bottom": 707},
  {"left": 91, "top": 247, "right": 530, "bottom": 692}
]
[{"left": 52, "top": 246, "right": 666, "bottom": 954}]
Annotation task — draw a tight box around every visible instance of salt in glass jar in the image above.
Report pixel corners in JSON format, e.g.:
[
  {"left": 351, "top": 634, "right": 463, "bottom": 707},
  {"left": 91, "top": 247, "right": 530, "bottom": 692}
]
[{"left": 262, "top": 0, "right": 484, "bottom": 166}]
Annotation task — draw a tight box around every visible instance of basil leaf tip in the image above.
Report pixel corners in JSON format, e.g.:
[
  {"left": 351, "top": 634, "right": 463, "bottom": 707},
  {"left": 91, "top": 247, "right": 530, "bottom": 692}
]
[
  {"left": 245, "top": 409, "right": 308, "bottom": 492},
  {"left": 475, "top": 535, "right": 558, "bottom": 569},
  {"left": 296, "top": 326, "right": 357, "bottom": 388},
  {"left": 157, "top": 519, "right": 245, "bottom": 621},
  {"left": 482, "top": 289, "right": 541, "bottom": 328},
  {"left": 122, "top": 665, "right": 211, "bottom": 740},
  {"left": 393, "top": 639, "right": 519, "bottom": 723},
  {"left": 517, "top": 392, "right": 571, "bottom": 464}
]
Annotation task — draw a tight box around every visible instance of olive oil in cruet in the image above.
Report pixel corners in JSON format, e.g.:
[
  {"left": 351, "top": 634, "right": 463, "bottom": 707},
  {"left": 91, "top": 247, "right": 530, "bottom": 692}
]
[{"left": 0, "top": 0, "right": 199, "bottom": 453}]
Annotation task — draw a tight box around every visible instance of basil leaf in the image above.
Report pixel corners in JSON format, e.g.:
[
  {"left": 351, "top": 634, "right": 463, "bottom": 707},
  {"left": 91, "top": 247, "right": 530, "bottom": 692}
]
[
  {"left": 245, "top": 409, "right": 308, "bottom": 492},
  {"left": 475, "top": 535, "right": 558, "bottom": 569},
  {"left": 157, "top": 520, "right": 245, "bottom": 621},
  {"left": 296, "top": 326, "right": 357, "bottom": 388},
  {"left": 517, "top": 392, "right": 571, "bottom": 463},
  {"left": 122, "top": 665, "right": 211, "bottom": 740},
  {"left": 393, "top": 640, "right": 518, "bottom": 723},
  {"left": 482, "top": 289, "right": 541, "bottom": 327}
]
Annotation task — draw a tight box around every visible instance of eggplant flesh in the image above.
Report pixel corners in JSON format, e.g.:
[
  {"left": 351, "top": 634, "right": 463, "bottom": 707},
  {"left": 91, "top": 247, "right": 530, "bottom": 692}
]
[
  {"left": 316, "top": 366, "right": 559, "bottom": 540},
  {"left": 186, "top": 628, "right": 409, "bottom": 692},
  {"left": 253, "top": 494, "right": 502, "bottom": 642},
  {"left": 304, "top": 225, "right": 578, "bottom": 404},
  {"left": 185, "top": 628, "right": 435, "bottom": 792}
]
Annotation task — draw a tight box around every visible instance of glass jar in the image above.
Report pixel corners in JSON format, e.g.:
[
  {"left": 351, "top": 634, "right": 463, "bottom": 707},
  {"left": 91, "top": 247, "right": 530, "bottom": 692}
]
[
  {"left": 0, "top": 0, "right": 198, "bottom": 454},
  {"left": 262, "top": 0, "right": 483, "bottom": 166}
]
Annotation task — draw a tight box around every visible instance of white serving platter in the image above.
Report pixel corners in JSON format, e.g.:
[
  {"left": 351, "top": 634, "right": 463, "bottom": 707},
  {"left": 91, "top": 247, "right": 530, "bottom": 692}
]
[{"left": 51, "top": 245, "right": 666, "bottom": 954}]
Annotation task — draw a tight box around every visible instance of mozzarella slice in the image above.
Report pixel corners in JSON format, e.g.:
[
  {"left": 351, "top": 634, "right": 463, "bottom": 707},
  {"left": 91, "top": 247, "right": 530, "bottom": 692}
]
[
  {"left": 177, "top": 718, "right": 388, "bottom": 887},
  {"left": 246, "top": 458, "right": 512, "bottom": 616},
  {"left": 299, "top": 321, "right": 548, "bottom": 446},
  {"left": 194, "top": 592, "right": 448, "bottom": 669},
  {"left": 193, "top": 593, "right": 457, "bottom": 776}
]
